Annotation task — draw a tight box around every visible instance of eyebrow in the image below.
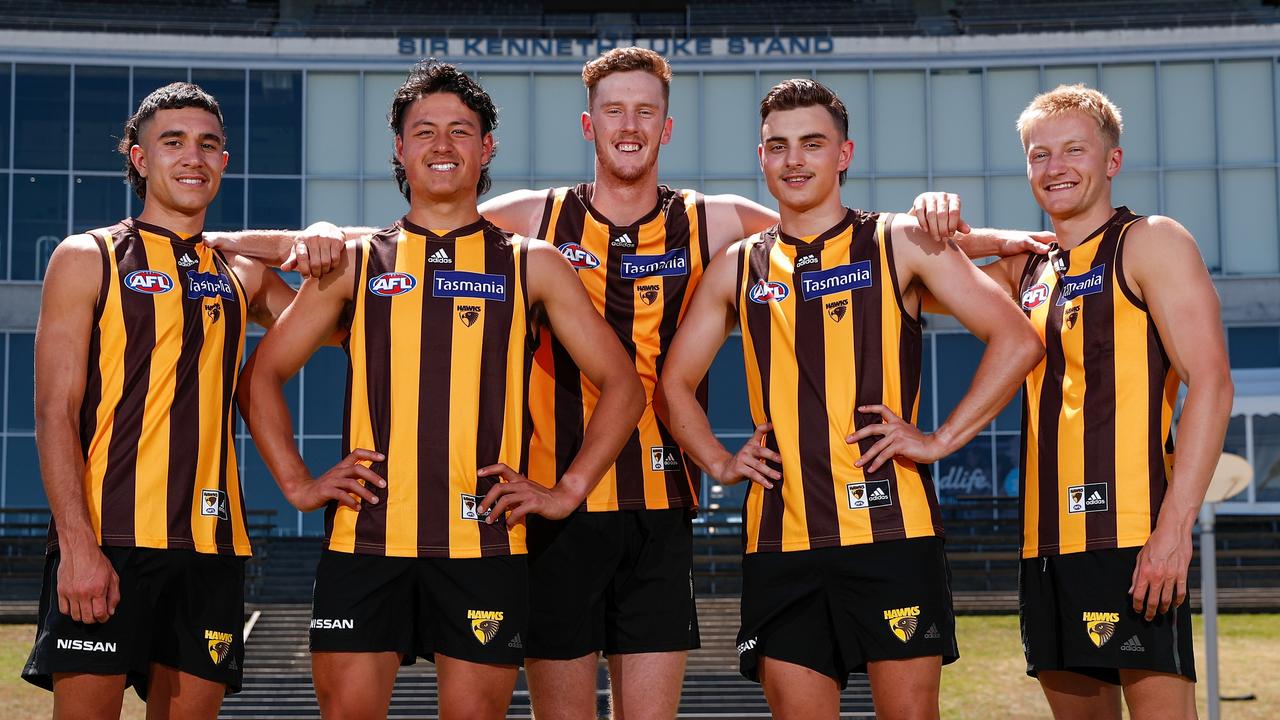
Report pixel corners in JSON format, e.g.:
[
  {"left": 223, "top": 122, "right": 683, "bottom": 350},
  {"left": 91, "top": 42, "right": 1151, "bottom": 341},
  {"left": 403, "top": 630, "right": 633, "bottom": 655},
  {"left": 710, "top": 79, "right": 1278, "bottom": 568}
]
[
  {"left": 763, "top": 132, "right": 830, "bottom": 143},
  {"left": 411, "top": 117, "right": 477, "bottom": 128},
  {"left": 157, "top": 129, "right": 223, "bottom": 144}
]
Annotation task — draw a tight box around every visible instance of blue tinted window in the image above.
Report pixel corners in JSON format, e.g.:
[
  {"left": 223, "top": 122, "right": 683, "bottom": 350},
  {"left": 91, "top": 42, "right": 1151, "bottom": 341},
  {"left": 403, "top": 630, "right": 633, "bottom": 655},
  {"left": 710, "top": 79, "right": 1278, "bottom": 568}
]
[
  {"left": 1228, "top": 326, "right": 1280, "bottom": 369},
  {"left": 994, "top": 434, "right": 1021, "bottom": 498},
  {"left": 238, "top": 440, "right": 294, "bottom": 530},
  {"left": 205, "top": 177, "right": 244, "bottom": 232},
  {"left": 132, "top": 67, "right": 188, "bottom": 108},
  {"left": 249, "top": 70, "right": 302, "bottom": 174},
  {"left": 7, "top": 333, "right": 33, "bottom": 432},
  {"left": 247, "top": 179, "right": 301, "bottom": 229},
  {"left": 74, "top": 66, "right": 130, "bottom": 171},
  {"left": 934, "top": 332, "right": 984, "bottom": 427},
  {"left": 13, "top": 174, "right": 68, "bottom": 280},
  {"left": 919, "top": 333, "right": 934, "bottom": 430},
  {"left": 708, "top": 334, "right": 752, "bottom": 433},
  {"left": 995, "top": 388, "right": 1022, "bottom": 432},
  {"left": 15, "top": 65, "right": 70, "bottom": 170},
  {"left": 303, "top": 346, "right": 348, "bottom": 436},
  {"left": 5, "top": 436, "right": 45, "bottom": 507},
  {"left": 933, "top": 434, "right": 994, "bottom": 503},
  {"left": 0, "top": 174, "right": 10, "bottom": 279},
  {"left": 73, "top": 175, "right": 128, "bottom": 231},
  {"left": 301, "top": 437, "right": 341, "bottom": 535},
  {"left": 191, "top": 69, "right": 245, "bottom": 173},
  {"left": 0, "top": 64, "right": 11, "bottom": 168}
]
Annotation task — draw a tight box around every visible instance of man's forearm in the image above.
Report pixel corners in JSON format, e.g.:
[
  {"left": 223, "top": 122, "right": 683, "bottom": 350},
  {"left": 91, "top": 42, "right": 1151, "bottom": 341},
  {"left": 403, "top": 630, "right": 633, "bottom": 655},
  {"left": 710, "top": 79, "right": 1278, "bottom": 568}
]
[
  {"left": 36, "top": 410, "right": 98, "bottom": 548},
  {"left": 240, "top": 359, "right": 312, "bottom": 499},
  {"left": 554, "top": 376, "right": 644, "bottom": 503},
  {"left": 934, "top": 333, "right": 1041, "bottom": 454},
  {"left": 1157, "top": 376, "right": 1234, "bottom": 533},
  {"left": 661, "top": 380, "right": 734, "bottom": 481}
]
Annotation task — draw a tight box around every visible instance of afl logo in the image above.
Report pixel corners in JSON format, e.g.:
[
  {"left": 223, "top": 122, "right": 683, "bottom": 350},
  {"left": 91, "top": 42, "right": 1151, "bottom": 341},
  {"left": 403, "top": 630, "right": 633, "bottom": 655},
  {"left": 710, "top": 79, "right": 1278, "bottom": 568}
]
[
  {"left": 1021, "top": 282, "right": 1050, "bottom": 310},
  {"left": 748, "top": 279, "right": 790, "bottom": 304},
  {"left": 124, "top": 270, "right": 173, "bottom": 294},
  {"left": 369, "top": 272, "right": 417, "bottom": 296},
  {"left": 558, "top": 242, "right": 600, "bottom": 270}
]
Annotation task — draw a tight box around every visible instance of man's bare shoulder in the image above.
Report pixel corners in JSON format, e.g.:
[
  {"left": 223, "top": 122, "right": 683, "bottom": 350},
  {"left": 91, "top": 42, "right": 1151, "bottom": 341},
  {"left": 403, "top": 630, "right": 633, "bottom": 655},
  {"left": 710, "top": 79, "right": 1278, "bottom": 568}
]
[{"left": 47, "top": 233, "right": 104, "bottom": 271}]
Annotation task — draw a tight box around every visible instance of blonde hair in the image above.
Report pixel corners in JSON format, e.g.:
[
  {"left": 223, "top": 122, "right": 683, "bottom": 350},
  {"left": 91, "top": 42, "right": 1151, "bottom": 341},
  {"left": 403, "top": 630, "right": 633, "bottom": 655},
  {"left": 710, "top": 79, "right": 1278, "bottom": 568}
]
[
  {"left": 582, "top": 47, "right": 672, "bottom": 106},
  {"left": 1017, "top": 84, "right": 1123, "bottom": 149}
]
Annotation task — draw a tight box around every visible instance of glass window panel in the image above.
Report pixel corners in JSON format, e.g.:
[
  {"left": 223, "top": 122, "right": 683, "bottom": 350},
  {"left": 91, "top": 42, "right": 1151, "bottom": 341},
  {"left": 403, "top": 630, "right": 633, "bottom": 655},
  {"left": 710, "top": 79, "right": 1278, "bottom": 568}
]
[
  {"left": 872, "top": 71, "right": 926, "bottom": 174},
  {"left": 5, "top": 436, "right": 44, "bottom": 507},
  {"left": 480, "top": 73, "right": 531, "bottom": 178},
  {"left": 249, "top": 70, "right": 302, "bottom": 174},
  {"left": 13, "top": 173, "right": 68, "bottom": 280},
  {"left": 7, "top": 332, "right": 33, "bottom": 431},
  {"left": 994, "top": 433, "right": 1021, "bottom": 497},
  {"left": 816, "top": 71, "right": 870, "bottom": 175},
  {"left": 1219, "top": 61, "right": 1274, "bottom": 165},
  {"left": 1100, "top": 64, "right": 1156, "bottom": 168},
  {"left": 930, "top": 69, "right": 983, "bottom": 173},
  {"left": 874, "top": 178, "right": 927, "bottom": 214},
  {"left": 304, "top": 179, "right": 359, "bottom": 227},
  {"left": 840, "top": 179, "right": 871, "bottom": 211},
  {"left": 73, "top": 175, "right": 128, "bottom": 231},
  {"left": 1044, "top": 65, "right": 1097, "bottom": 90},
  {"left": 1164, "top": 170, "right": 1219, "bottom": 271},
  {"left": 1160, "top": 63, "right": 1214, "bottom": 166},
  {"left": 73, "top": 66, "right": 130, "bottom": 171},
  {"left": 362, "top": 179, "right": 407, "bottom": 226},
  {"left": 933, "top": 177, "right": 985, "bottom": 228},
  {"left": 15, "top": 64, "right": 70, "bottom": 170},
  {"left": 708, "top": 334, "right": 752, "bottom": 433},
  {"left": 919, "top": 334, "right": 934, "bottom": 430},
  {"left": 935, "top": 332, "right": 983, "bottom": 423},
  {"left": 1228, "top": 326, "right": 1280, "bottom": 369},
  {"left": 1112, "top": 171, "right": 1156, "bottom": 214},
  {"left": 986, "top": 68, "right": 1038, "bottom": 171},
  {"left": 237, "top": 440, "right": 293, "bottom": 522},
  {"left": 533, "top": 74, "right": 589, "bottom": 178},
  {"left": 305, "top": 73, "right": 359, "bottom": 175},
  {"left": 1221, "top": 169, "right": 1278, "bottom": 274},
  {"left": 0, "top": 174, "right": 9, "bottom": 279},
  {"left": 760, "top": 72, "right": 805, "bottom": 96},
  {"left": 1254, "top": 414, "right": 1280, "bottom": 503},
  {"left": 192, "top": 69, "right": 246, "bottom": 173},
  {"left": 703, "top": 74, "right": 757, "bottom": 176},
  {"left": 703, "top": 179, "right": 757, "bottom": 202},
  {"left": 301, "top": 346, "right": 348, "bottom": 436},
  {"left": 0, "top": 64, "right": 11, "bottom": 167},
  {"left": 934, "top": 434, "right": 995, "bottom": 502},
  {"left": 362, "top": 73, "right": 403, "bottom": 176},
  {"left": 661, "top": 74, "right": 699, "bottom": 177},
  {"left": 248, "top": 179, "right": 301, "bottom": 229},
  {"left": 482, "top": 179, "right": 530, "bottom": 205},
  {"left": 989, "top": 175, "right": 1042, "bottom": 232},
  {"left": 1222, "top": 415, "right": 1248, "bottom": 503},
  {"left": 301, "top": 437, "right": 342, "bottom": 533},
  {"left": 132, "top": 67, "right": 187, "bottom": 108},
  {"left": 204, "top": 177, "right": 244, "bottom": 232}
]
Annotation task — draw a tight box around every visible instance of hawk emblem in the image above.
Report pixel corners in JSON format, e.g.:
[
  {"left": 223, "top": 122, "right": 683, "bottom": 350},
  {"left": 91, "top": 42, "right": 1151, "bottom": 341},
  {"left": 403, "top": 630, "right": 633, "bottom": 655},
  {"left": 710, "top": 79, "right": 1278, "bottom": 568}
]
[{"left": 890, "top": 615, "right": 918, "bottom": 643}]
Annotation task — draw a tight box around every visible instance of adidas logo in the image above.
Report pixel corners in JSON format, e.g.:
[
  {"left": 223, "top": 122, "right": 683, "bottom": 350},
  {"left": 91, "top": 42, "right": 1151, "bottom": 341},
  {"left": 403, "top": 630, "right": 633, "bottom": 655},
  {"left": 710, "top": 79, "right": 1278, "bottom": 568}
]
[
  {"left": 429, "top": 248, "right": 452, "bottom": 264},
  {"left": 1087, "top": 491, "right": 1105, "bottom": 505},
  {"left": 178, "top": 254, "right": 198, "bottom": 268},
  {"left": 870, "top": 488, "right": 888, "bottom": 500},
  {"left": 610, "top": 233, "right": 634, "bottom": 248},
  {"left": 507, "top": 633, "right": 523, "bottom": 649},
  {"left": 796, "top": 255, "right": 818, "bottom": 267},
  {"left": 924, "top": 623, "right": 941, "bottom": 639},
  {"left": 1120, "top": 635, "right": 1145, "bottom": 653}
]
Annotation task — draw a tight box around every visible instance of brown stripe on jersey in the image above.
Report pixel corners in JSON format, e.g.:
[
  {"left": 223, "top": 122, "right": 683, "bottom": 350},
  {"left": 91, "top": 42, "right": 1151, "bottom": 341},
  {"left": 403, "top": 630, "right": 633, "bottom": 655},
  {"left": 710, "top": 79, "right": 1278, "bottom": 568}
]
[
  {"left": 475, "top": 229, "right": 516, "bottom": 556},
  {"left": 1082, "top": 232, "right": 1119, "bottom": 547},
  {"left": 165, "top": 242, "right": 205, "bottom": 543},
  {"left": 78, "top": 231, "right": 114, "bottom": 455},
  {"left": 655, "top": 196, "right": 697, "bottom": 505},
  {"left": 550, "top": 194, "right": 588, "bottom": 483},
  {"left": 99, "top": 232, "right": 156, "bottom": 543},
  {"left": 792, "top": 237, "right": 838, "bottom": 545},
  {"left": 1034, "top": 256, "right": 1067, "bottom": 554},
  {"left": 518, "top": 238, "right": 535, "bottom": 477},
  {"left": 419, "top": 241, "right": 455, "bottom": 555},
  {"left": 214, "top": 249, "right": 246, "bottom": 552},
  {"left": 332, "top": 241, "right": 365, "bottom": 540},
  {"left": 744, "top": 232, "right": 785, "bottom": 550},
  {"left": 535, "top": 189, "right": 556, "bottom": 239},
  {"left": 602, "top": 216, "right": 646, "bottom": 506},
  {"left": 1145, "top": 316, "right": 1171, "bottom": 526},
  {"left": 354, "top": 231, "right": 397, "bottom": 550}
]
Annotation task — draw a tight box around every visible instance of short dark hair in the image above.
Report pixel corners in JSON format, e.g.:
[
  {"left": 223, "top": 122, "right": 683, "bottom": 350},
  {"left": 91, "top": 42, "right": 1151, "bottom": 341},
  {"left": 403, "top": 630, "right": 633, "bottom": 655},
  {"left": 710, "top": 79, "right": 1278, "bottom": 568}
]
[
  {"left": 118, "top": 82, "right": 225, "bottom": 200},
  {"left": 389, "top": 60, "right": 499, "bottom": 200},
  {"left": 759, "top": 79, "right": 850, "bottom": 183}
]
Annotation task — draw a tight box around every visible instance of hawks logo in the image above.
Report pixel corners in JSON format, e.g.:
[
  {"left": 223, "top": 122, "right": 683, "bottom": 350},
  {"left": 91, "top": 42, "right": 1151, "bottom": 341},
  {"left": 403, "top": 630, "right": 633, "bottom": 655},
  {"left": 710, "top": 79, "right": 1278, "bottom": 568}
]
[
  {"left": 748, "top": 279, "right": 789, "bottom": 304},
  {"left": 637, "top": 283, "right": 660, "bottom": 306},
  {"left": 124, "top": 269, "right": 174, "bottom": 295},
  {"left": 1021, "top": 282, "right": 1049, "bottom": 310},
  {"left": 558, "top": 242, "right": 600, "bottom": 270},
  {"left": 884, "top": 606, "right": 921, "bottom": 643},
  {"left": 200, "top": 489, "right": 229, "bottom": 520},
  {"left": 1083, "top": 611, "right": 1119, "bottom": 647},
  {"left": 205, "top": 629, "right": 233, "bottom": 665},
  {"left": 369, "top": 272, "right": 417, "bottom": 297},
  {"left": 467, "top": 610, "right": 504, "bottom": 645},
  {"left": 1063, "top": 305, "right": 1080, "bottom": 330},
  {"left": 457, "top": 304, "right": 481, "bottom": 327},
  {"left": 825, "top": 298, "right": 848, "bottom": 322},
  {"left": 205, "top": 303, "right": 221, "bottom": 324}
]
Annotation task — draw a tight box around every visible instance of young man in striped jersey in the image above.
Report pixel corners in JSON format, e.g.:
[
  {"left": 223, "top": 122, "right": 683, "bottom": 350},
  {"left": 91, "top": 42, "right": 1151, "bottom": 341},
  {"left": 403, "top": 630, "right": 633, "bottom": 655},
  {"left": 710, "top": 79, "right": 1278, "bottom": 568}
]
[
  {"left": 917, "top": 85, "right": 1230, "bottom": 720},
  {"left": 23, "top": 83, "right": 343, "bottom": 720},
  {"left": 659, "top": 79, "right": 1043, "bottom": 720},
  {"left": 238, "top": 61, "right": 643, "bottom": 720}
]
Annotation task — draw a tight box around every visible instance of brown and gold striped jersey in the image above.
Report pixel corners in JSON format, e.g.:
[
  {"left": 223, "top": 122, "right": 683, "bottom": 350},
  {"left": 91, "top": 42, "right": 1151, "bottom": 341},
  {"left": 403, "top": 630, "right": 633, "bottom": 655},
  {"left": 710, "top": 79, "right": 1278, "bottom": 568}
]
[
  {"left": 736, "top": 209, "right": 943, "bottom": 554},
  {"left": 1017, "top": 207, "right": 1177, "bottom": 559},
  {"left": 333, "top": 217, "right": 533, "bottom": 559},
  {"left": 526, "top": 183, "right": 709, "bottom": 512},
  {"left": 53, "top": 218, "right": 250, "bottom": 556}
]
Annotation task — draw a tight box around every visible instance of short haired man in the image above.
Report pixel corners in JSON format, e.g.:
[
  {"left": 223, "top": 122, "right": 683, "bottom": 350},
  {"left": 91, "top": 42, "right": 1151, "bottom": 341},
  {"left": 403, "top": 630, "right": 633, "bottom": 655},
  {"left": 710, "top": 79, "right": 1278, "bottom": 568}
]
[
  {"left": 916, "top": 84, "right": 1231, "bottom": 720},
  {"left": 659, "top": 78, "right": 1044, "bottom": 720},
  {"left": 238, "top": 61, "right": 644, "bottom": 720},
  {"left": 22, "top": 82, "right": 340, "bottom": 719}
]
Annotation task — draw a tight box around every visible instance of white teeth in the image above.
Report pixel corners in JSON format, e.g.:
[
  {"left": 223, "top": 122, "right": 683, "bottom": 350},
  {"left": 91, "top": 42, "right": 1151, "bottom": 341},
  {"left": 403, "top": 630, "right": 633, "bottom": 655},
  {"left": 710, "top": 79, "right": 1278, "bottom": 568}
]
[
  {"left": 178, "top": 178, "right": 203, "bottom": 185},
  {"left": 617, "top": 143, "right": 640, "bottom": 152},
  {"left": 429, "top": 163, "right": 457, "bottom": 171},
  {"left": 1047, "top": 182, "right": 1076, "bottom": 190}
]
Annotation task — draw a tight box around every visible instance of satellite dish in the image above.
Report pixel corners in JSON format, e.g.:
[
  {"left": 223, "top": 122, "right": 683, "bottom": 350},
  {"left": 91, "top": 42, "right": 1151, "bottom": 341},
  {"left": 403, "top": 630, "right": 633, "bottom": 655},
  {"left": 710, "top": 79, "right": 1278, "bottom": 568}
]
[{"left": 1205, "top": 453, "right": 1252, "bottom": 503}]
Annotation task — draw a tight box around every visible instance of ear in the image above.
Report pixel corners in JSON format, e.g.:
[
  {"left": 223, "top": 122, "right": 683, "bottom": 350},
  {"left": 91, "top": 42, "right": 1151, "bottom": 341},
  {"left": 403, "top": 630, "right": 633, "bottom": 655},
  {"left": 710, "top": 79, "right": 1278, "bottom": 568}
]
[
  {"left": 129, "top": 144, "right": 147, "bottom": 178},
  {"left": 838, "top": 139, "right": 855, "bottom": 174},
  {"left": 394, "top": 134, "right": 404, "bottom": 164},
  {"left": 1106, "top": 145, "right": 1123, "bottom": 179},
  {"left": 659, "top": 116, "right": 673, "bottom": 146},
  {"left": 581, "top": 111, "right": 594, "bottom": 142},
  {"left": 481, "top": 132, "right": 494, "bottom": 166},
  {"left": 218, "top": 150, "right": 229, "bottom": 175},
  {"left": 757, "top": 143, "right": 766, "bottom": 173}
]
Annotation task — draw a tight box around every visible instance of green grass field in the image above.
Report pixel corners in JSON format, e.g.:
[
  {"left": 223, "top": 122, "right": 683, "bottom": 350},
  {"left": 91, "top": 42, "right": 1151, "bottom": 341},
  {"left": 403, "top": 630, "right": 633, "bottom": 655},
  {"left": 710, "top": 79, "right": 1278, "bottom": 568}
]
[{"left": 3, "top": 615, "right": 1277, "bottom": 718}]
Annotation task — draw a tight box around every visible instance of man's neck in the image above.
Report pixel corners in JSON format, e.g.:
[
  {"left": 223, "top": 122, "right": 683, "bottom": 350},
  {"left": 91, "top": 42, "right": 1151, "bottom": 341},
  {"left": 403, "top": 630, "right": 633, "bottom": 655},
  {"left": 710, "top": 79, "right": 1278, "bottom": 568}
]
[
  {"left": 406, "top": 194, "right": 482, "bottom": 234},
  {"left": 778, "top": 196, "right": 846, "bottom": 239},
  {"left": 590, "top": 163, "right": 660, "bottom": 226},
  {"left": 136, "top": 204, "right": 205, "bottom": 238},
  {"left": 1049, "top": 200, "right": 1116, "bottom": 250}
]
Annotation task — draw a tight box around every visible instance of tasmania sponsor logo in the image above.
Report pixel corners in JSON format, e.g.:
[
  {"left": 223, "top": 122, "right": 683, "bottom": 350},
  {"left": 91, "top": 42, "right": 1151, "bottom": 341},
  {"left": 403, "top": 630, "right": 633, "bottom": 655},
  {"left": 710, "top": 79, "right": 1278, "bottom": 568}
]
[
  {"left": 369, "top": 272, "right": 417, "bottom": 297},
  {"left": 186, "top": 271, "right": 234, "bottom": 301},
  {"left": 620, "top": 248, "right": 688, "bottom": 279},
  {"left": 799, "top": 260, "right": 873, "bottom": 301},
  {"left": 1056, "top": 264, "right": 1106, "bottom": 305},
  {"left": 124, "top": 269, "right": 174, "bottom": 295},
  {"left": 57, "top": 638, "right": 117, "bottom": 653},
  {"left": 1021, "top": 282, "right": 1050, "bottom": 310},
  {"left": 433, "top": 270, "right": 506, "bottom": 301},
  {"left": 884, "top": 606, "right": 921, "bottom": 642},
  {"left": 559, "top": 242, "right": 600, "bottom": 270},
  {"left": 1083, "top": 611, "right": 1119, "bottom": 647},
  {"left": 468, "top": 610, "right": 504, "bottom": 644},
  {"left": 748, "top": 279, "right": 790, "bottom": 304},
  {"left": 310, "top": 618, "right": 355, "bottom": 630}
]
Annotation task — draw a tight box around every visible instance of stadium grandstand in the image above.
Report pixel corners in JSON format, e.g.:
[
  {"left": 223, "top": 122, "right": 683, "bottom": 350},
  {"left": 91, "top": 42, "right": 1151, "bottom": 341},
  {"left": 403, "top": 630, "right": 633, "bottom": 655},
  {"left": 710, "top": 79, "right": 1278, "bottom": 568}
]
[{"left": 1, "top": 1, "right": 1280, "bottom": 717}]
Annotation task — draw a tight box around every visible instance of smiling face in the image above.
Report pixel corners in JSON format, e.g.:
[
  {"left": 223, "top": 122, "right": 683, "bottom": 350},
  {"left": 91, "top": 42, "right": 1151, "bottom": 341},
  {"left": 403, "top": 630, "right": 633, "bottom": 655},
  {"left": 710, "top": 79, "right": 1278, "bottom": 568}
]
[
  {"left": 1023, "top": 110, "right": 1122, "bottom": 222},
  {"left": 583, "top": 70, "right": 672, "bottom": 184},
  {"left": 131, "top": 107, "right": 227, "bottom": 217},
  {"left": 758, "top": 104, "right": 853, "bottom": 214},
  {"left": 395, "top": 92, "right": 494, "bottom": 205}
]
